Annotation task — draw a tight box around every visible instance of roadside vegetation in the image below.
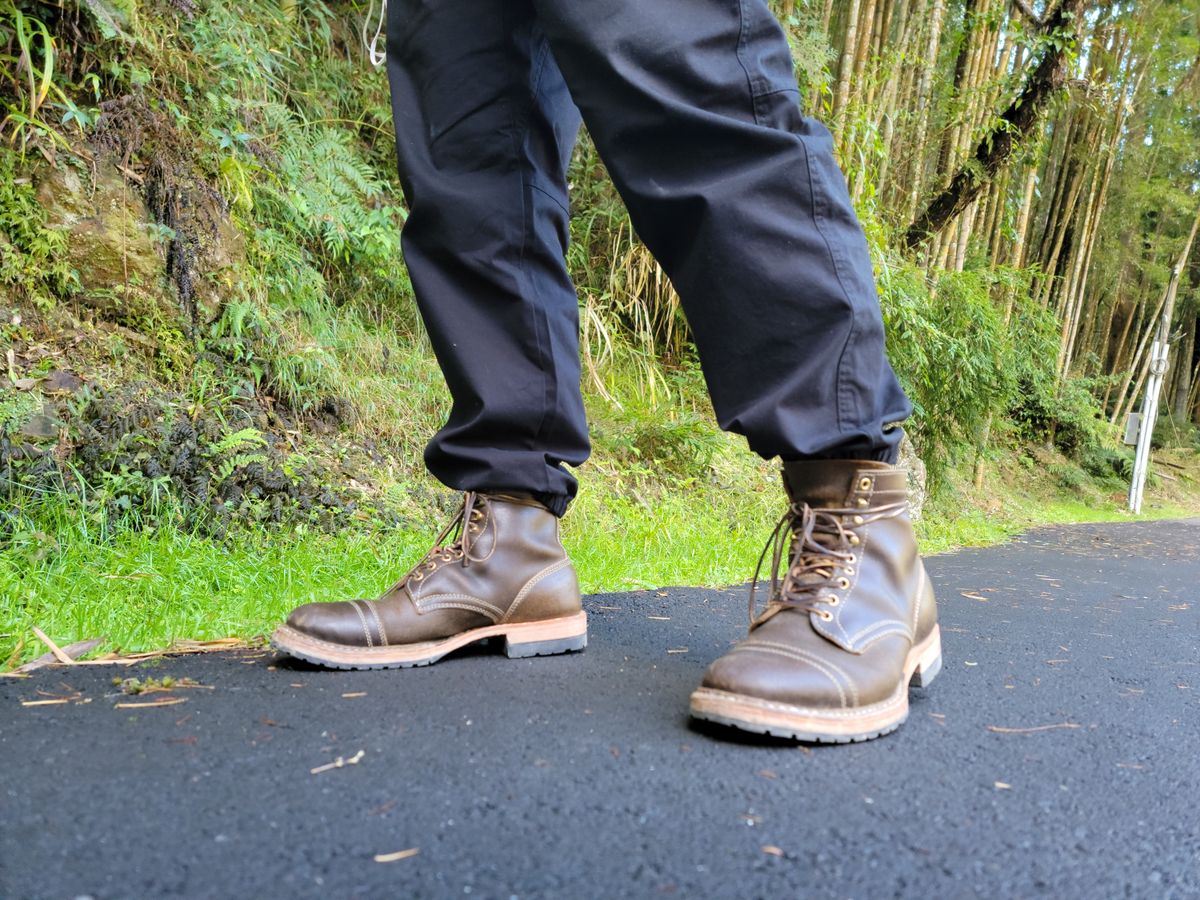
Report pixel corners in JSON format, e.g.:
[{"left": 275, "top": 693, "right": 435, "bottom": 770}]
[{"left": 1, "top": 0, "right": 1198, "bottom": 667}]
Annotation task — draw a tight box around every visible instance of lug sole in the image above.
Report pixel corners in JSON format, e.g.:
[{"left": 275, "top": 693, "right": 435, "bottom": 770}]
[
  {"left": 689, "top": 624, "right": 942, "bottom": 743},
  {"left": 271, "top": 610, "right": 587, "bottom": 670}
]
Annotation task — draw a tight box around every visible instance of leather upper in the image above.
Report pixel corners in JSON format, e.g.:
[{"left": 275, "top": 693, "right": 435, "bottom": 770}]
[
  {"left": 285, "top": 493, "right": 581, "bottom": 648},
  {"left": 700, "top": 460, "right": 937, "bottom": 710}
]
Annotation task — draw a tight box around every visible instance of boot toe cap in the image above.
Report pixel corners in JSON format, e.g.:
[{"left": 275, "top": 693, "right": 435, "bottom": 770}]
[
  {"left": 286, "top": 600, "right": 368, "bottom": 646},
  {"left": 701, "top": 643, "right": 852, "bottom": 710}
]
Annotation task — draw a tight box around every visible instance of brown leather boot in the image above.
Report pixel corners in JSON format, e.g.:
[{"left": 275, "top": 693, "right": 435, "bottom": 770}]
[
  {"left": 689, "top": 459, "right": 941, "bottom": 742},
  {"left": 272, "top": 492, "right": 586, "bottom": 669}
]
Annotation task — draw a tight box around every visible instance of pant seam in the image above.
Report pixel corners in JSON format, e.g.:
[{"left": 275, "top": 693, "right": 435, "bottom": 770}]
[
  {"left": 733, "top": 0, "right": 763, "bottom": 126},
  {"left": 529, "top": 182, "right": 570, "bottom": 217},
  {"left": 508, "top": 16, "right": 557, "bottom": 497},
  {"left": 799, "top": 135, "right": 860, "bottom": 438}
]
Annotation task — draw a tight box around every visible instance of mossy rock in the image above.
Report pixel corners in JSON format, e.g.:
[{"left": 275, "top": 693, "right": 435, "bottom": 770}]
[
  {"left": 37, "top": 160, "right": 170, "bottom": 326},
  {"left": 161, "top": 177, "right": 246, "bottom": 325}
]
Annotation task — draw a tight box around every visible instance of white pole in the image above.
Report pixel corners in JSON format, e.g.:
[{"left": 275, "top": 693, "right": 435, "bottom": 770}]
[
  {"left": 1127, "top": 204, "right": 1200, "bottom": 514},
  {"left": 1128, "top": 338, "right": 1168, "bottom": 515}
]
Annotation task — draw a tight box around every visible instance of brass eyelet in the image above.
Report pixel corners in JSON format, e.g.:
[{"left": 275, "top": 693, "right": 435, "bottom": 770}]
[
  {"left": 843, "top": 567, "right": 854, "bottom": 576},
  {"left": 837, "top": 577, "right": 851, "bottom": 589},
  {"left": 825, "top": 594, "right": 841, "bottom": 607},
  {"left": 818, "top": 610, "right": 834, "bottom": 622},
  {"left": 858, "top": 477, "right": 872, "bottom": 491},
  {"left": 847, "top": 554, "right": 857, "bottom": 564}
]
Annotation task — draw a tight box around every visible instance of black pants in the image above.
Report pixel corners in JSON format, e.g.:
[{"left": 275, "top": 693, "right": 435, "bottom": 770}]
[{"left": 386, "top": 0, "right": 911, "bottom": 516}]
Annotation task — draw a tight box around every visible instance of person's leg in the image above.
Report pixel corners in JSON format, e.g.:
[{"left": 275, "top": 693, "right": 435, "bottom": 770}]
[
  {"left": 387, "top": 0, "right": 589, "bottom": 516},
  {"left": 273, "top": 2, "right": 591, "bottom": 668},
  {"left": 531, "top": 0, "right": 911, "bottom": 463},
  {"left": 530, "top": 0, "right": 939, "bottom": 740}
]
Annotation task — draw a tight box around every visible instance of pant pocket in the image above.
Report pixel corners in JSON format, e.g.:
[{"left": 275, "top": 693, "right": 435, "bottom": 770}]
[{"left": 737, "top": 0, "right": 802, "bottom": 126}]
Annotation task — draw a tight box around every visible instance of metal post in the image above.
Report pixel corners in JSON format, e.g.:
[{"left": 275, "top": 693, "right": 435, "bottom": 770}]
[
  {"left": 1128, "top": 338, "right": 1169, "bottom": 514},
  {"left": 1126, "top": 207, "right": 1200, "bottom": 514}
]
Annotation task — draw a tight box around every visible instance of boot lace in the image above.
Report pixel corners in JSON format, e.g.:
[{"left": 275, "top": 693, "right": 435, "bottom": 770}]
[
  {"left": 749, "top": 498, "right": 906, "bottom": 627},
  {"left": 391, "top": 492, "right": 488, "bottom": 590}
]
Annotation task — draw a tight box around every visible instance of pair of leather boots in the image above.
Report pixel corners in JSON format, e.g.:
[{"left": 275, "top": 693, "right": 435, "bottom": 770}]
[{"left": 273, "top": 459, "right": 941, "bottom": 742}]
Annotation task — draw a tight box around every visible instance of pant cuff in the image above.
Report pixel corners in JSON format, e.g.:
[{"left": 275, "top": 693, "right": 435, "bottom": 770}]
[{"left": 532, "top": 491, "right": 571, "bottom": 518}]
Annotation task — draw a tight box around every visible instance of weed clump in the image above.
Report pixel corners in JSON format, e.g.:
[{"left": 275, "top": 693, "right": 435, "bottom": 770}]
[{"left": 0, "top": 382, "right": 379, "bottom": 540}]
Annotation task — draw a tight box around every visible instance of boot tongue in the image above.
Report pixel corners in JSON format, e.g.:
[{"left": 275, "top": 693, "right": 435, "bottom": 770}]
[{"left": 781, "top": 459, "right": 892, "bottom": 508}]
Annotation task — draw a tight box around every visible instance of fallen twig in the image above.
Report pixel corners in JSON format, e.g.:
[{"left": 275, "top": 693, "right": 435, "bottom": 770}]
[
  {"left": 114, "top": 697, "right": 187, "bottom": 709},
  {"left": 16, "top": 637, "right": 107, "bottom": 673},
  {"left": 21, "top": 686, "right": 91, "bottom": 706},
  {"left": 374, "top": 848, "right": 419, "bottom": 863},
  {"left": 55, "top": 638, "right": 261, "bottom": 669},
  {"left": 30, "top": 627, "right": 82, "bottom": 665},
  {"left": 986, "top": 722, "right": 1081, "bottom": 734},
  {"left": 311, "top": 749, "right": 366, "bottom": 775}
]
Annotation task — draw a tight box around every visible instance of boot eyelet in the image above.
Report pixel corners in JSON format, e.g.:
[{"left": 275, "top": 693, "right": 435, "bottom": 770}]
[
  {"left": 858, "top": 477, "right": 872, "bottom": 491},
  {"left": 837, "top": 577, "right": 851, "bottom": 589},
  {"left": 853, "top": 515, "right": 864, "bottom": 525},
  {"left": 412, "top": 573, "right": 423, "bottom": 582},
  {"left": 843, "top": 567, "right": 854, "bottom": 576},
  {"left": 847, "top": 554, "right": 857, "bottom": 564},
  {"left": 856, "top": 498, "right": 868, "bottom": 508},
  {"left": 825, "top": 594, "right": 841, "bottom": 607},
  {"left": 817, "top": 610, "right": 834, "bottom": 622},
  {"left": 849, "top": 534, "right": 861, "bottom": 545}
]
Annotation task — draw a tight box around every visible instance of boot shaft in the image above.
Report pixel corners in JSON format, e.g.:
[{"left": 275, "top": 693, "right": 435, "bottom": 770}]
[{"left": 778, "top": 460, "right": 935, "bottom": 652}]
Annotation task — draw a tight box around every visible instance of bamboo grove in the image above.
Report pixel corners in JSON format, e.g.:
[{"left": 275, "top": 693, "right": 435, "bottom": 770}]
[{"left": 785, "top": 0, "right": 1200, "bottom": 442}]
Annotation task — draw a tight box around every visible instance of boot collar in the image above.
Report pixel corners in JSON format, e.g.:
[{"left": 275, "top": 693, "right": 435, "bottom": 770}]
[{"left": 781, "top": 459, "right": 904, "bottom": 508}]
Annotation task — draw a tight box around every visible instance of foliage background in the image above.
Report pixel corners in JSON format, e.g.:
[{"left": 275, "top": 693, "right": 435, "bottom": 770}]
[{"left": 0, "top": 0, "right": 1197, "bottom": 663}]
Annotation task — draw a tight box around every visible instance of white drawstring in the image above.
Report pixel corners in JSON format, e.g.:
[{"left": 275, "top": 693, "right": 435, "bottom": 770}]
[{"left": 363, "top": 0, "right": 387, "bottom": 67}]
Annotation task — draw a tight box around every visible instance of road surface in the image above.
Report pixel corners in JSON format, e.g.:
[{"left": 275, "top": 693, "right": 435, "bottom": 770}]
[{"left": 2, "top": 520, "right": 1198, "bottom": 898}]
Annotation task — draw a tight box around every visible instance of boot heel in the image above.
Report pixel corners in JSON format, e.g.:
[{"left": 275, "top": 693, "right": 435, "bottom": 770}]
[
  {"left": 910, "top": 625, "right": 942, "bottom": 688},
  {"left": 501, "top": 612, "right": 588, "bottom": 659},
  {"left": 504, "top": 632, "right": 587, "bottom": 658}
]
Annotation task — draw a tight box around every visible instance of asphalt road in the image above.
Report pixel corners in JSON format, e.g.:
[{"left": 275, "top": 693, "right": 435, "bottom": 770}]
[{"left": 2, "top": 519, "right": 1198, "bottom": 899}]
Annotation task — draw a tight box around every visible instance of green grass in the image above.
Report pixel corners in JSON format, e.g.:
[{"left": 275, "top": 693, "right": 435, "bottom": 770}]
[
  {"left": 915, "top": 498, "right": 1188, "bottom": 554},
  {"left": 1, "top": 508, "right": 424, "bottom": 665},
  {"left": 914, "top": 453, "right": 1198, "bottom": 554},
  {"left": 0, "top": 477, "right": 779, "bottom": 667},
  {"left": 4, "top": 451, "right": 1195, "bottom": 669}
]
